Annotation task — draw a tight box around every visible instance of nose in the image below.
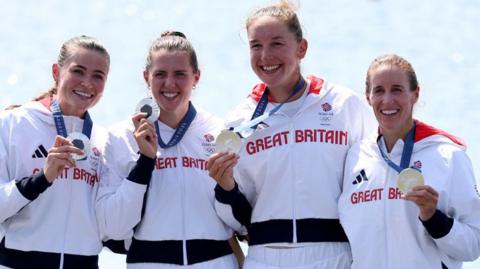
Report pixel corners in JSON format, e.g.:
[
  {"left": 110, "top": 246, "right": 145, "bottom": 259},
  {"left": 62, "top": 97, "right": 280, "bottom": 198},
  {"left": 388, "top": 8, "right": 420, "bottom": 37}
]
[
  {"left": 164, "top": 75, "right": 175, "bottom": 89},
  {"left": 382, "top": 92, "right": 395, "bottom": 104},
  {"left": 259, "top": 47, "right": 272, "bottom": 62},
  {"left": 80, "top": 77, "right": 94, "bottom": 90}
]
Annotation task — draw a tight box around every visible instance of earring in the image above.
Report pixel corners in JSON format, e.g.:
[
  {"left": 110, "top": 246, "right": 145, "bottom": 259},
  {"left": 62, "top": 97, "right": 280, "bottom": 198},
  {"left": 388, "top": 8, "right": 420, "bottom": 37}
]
[{"left": 147, "top": 86, "right": 153, "bottom": 98}]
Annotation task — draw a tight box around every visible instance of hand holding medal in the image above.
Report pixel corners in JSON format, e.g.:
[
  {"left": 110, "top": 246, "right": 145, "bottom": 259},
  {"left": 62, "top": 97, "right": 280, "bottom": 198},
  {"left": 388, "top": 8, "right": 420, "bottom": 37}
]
[
  {"left": 66, "top": 132, "right": 91, "bottom": 161},
  {"left": 132, "top": 97, "right": 160, "bottom": 159},
  {"left": 135, "top": 97, "right": 160, "bottom": 123},
  {"left": 43, "top": 136, "right": 84, "bottom": 182}
]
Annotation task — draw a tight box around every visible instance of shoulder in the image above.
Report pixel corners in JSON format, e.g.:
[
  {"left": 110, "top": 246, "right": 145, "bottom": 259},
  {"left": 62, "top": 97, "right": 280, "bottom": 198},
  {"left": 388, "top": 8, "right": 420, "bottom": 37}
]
[
  {"left": 193, "top": 106, "right": 224, "bottom": 130},
  {"left": 105, "top": 119, "right": 136, "bottom": 152},
  {"left": 347, "top": 134, "right": 378, "bottom": 161},
  {"left": 224, "top": 99, "right": 257, "bottom": 128}
]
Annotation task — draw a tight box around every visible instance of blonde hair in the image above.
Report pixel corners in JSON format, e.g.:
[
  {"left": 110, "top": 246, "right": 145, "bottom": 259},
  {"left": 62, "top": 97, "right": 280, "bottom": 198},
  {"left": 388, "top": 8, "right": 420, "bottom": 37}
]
[
  {"left": 145, "top": 31, "right": 199, "bottom": 72},
  {"left": 246, "top": 0, "right": 303, "bottom": 42}
]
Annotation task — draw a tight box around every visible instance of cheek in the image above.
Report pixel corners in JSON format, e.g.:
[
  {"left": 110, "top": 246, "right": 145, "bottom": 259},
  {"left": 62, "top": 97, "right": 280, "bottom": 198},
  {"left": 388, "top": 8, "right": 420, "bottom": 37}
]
[{"left": 369, "top": 98, "right": 382, "bottom": 110}]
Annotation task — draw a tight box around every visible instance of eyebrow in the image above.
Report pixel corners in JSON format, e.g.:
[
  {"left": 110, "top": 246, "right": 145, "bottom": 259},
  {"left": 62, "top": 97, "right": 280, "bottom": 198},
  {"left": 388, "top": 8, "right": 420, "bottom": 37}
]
[
  {"left": 249, "top": 36, "right": 285, "bottom": 44},
  {"left": 73, "top": 64, "right": 107, "bottom": 76}
]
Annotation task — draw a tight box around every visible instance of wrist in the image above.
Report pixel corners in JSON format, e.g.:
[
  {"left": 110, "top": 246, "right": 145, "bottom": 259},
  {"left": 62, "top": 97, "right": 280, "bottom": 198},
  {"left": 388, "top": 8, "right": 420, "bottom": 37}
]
[
  {"left": 419, "top": 208, "right": 436, "bottom": 221},
  {"left": 219, "top": 178, "right": 235, "bottom": 191}
]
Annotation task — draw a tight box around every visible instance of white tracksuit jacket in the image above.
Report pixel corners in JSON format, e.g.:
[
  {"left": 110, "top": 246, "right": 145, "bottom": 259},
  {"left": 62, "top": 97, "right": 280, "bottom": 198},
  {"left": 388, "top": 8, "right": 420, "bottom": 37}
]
[
  {"left": 339, "top": 120, "right": 480, "bottom": 269},
  {"left": 214, "top": 76, "right": 376, "bottom": 257},
  {"left": 0, "top": 99, "right": 107, "bottom": 269},
  {"left": 97, "top": 108, "right": 237, "bottom": 268}
]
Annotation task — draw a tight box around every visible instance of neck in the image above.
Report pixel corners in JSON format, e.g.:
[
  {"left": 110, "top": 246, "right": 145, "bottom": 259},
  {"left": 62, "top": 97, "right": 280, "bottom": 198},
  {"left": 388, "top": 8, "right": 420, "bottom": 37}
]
[
  {"left": 381, "top": 120, "right": 415, "bottom": 152},
  {"left": 57, "top": 99, "right": 85, "bottom": 118},
  {"left": 268, "top": 75, "right": 306, "bottom": 103},
  {"left": 159, "top": 104, "right": 189, "bottom": 129}
]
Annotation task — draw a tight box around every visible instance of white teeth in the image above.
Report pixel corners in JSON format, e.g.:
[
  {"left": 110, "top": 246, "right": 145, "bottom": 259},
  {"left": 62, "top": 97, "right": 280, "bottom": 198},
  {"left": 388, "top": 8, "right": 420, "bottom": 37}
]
[
  {"left": 162, "top": 92, "right": 179, "bottom": 98},
  {"left": 381, "top": 109, "right": 398, "bottom": 115},
  {"left": 73, "top": 90, "right": 92, "bottom": 98},
  {"left": 262, "top": 65, "right": 280, "bottom": 71}
]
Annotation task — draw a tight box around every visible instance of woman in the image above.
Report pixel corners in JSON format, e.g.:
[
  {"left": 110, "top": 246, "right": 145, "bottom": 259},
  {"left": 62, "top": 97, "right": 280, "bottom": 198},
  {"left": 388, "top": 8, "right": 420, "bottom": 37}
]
[
  {"left": 206, "top": 1, "right": 375, "bottom": 268},
  {"left": 96, "top": 31, "right": 239, "bottom": 269},
  {"left": 338, "top": 54, "right": 480, "bottom": 268},
  {"left": 0, "top": 35, "right": 110, "bottom": 269}
]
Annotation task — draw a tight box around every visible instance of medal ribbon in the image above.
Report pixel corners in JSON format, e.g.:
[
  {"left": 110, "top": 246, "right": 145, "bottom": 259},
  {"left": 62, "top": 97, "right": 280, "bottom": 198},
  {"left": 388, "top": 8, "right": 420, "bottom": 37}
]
[
  {"left": 50, "top": 99, "right": 93, "bottom": 138},
  {"left": 155, "top": 102, "right": 197, "bottom": 148},
  {"left": 232, "top": 76, "right": 306, "bottom": 136},
  {"left": 377, "top": 121, "right": 416, "bottom": 173}
]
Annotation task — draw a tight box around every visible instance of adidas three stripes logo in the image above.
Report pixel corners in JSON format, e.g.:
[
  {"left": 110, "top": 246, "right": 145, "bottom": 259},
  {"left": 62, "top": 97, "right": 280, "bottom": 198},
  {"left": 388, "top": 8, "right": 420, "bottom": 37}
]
[
  {"left": 352, "top": 169, "right": 368, "bottom": 184},
  {"left": 32, "top": 145, "right": 48, "bottom": 158}
]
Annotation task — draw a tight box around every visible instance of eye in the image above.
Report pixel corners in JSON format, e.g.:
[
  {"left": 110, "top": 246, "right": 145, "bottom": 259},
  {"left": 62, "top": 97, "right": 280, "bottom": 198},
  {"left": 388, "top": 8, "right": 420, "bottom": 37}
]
[
  {"left": 154, "top": 71, "right": 166, "bottom": 78},
  {"left": 93, "top": 73, "right": 105, "bottom": 81},
  {"left": 392, "top": 86, "right": 403, "bottom": 92},
  {"left": 272, "top": 41, "right": 283, "bottom": 47},
  {"left": 372, "top": 87, "right": 384, "bottom": 95},
  {"left": 72, "top": 68, "right": 84, "bottom": 75},
  {"left": 250, "top": 43, "right": 261, "bottom": 50},
  {"left": 175, "top": 71, "right": 186, "bottom": 78}
]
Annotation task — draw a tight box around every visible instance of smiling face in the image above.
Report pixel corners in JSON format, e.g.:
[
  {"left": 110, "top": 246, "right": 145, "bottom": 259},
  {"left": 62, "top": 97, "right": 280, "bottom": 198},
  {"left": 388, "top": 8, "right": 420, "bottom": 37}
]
[
  {"left": 247, "top": 15, "right": 307, "bottom": 99},
  {"left": 367, "top": 64, "right": 419, "bottom": 141},
  {"left": 144, "top": 49, "right": 199, "bottom": 127},
  {"left": 53, "top": 47, "right": 109, "bottom": 117}
]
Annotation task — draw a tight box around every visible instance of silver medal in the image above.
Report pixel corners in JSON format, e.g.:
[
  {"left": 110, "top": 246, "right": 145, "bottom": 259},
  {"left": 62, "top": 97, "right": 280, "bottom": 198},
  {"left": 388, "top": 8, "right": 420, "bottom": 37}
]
[
  {"left": 215, "top": 130, "right": 242, "bottom": 154},
  {"left": 135, "top": 97, "right": 160, "bottom": 123},
  {"left": 66, "top": 132, "right": 91, "bottom": 161},
  {"left": 397, "top": 168, "right": 424, "bottom": 193}
]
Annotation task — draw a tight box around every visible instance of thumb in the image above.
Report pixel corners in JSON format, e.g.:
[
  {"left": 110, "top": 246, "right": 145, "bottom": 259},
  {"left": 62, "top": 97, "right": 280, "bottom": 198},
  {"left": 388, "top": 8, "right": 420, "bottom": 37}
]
[{"left": 53, "top": 135, "right": 70, "bottom": 147}]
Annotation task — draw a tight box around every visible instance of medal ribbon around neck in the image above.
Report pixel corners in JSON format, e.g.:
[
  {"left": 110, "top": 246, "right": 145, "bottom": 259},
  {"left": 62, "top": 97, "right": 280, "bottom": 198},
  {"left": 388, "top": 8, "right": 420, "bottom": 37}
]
[
  {"left": 50, "top": 99, "right": 93, "bottom": 139},
  {"left": 231, "top": 76, "right": 306, "bottom": 137},
  {"left": 154, "top": 101, "right": 197, "bottom": 149},
  {"left": 377, "top": 121, "right": 417, "bottom": 173}
]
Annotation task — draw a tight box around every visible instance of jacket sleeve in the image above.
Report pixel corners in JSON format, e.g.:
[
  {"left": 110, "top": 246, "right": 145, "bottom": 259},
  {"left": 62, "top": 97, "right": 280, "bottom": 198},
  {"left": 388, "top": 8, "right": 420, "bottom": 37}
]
[
  {"left": 95, "top": 130, "right": 154, "bottom": 240},
  {"left": 214, "top": 164, "right": 254, "bottom": 234},
  {"left": 425, "top": 149, "right": 480, "bottom": 261},
  {"left": 0, "top": 116, "right": 36, "bottom": 223}
]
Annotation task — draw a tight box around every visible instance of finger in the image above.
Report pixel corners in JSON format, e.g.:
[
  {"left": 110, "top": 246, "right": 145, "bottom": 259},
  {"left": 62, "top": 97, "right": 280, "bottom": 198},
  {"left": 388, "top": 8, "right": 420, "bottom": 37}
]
[
  {"left": 132, "top": 113, "right": 149, "bottom": 128},
  {"left": 54, "top": 145, "right": 84, "bottom": 155},
  {"left": 208, "top": 154, "right": 234, "bottom": 174},
  {"left": 207, "top": 152, "right": 228, "bottom": 170},
  {"left": 212, "top": 155, "right": 239, "bottom": 180},
  {"left": 404, "top": 191, "right": 437, "bottom": 207},
  {"left": 412, "top": 185, "right": 438, "bottom": 197},
  {"left": 136, "top": 129, "right": 157, "bottom": 141},
  {"left": 53, "top": 135, "right": 72, "bottom": 147},
  {"left": 136, "top": 120, "right": 156, "bottom": 134},
  {"left": 218, "top": 159, "right": 238, "bottom": 179}
]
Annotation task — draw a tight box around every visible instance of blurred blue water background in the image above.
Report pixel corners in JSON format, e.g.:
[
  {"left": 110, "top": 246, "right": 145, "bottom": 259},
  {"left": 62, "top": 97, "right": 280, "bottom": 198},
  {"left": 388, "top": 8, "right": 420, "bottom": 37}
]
[{"left": 1, "top": 0, "right": 479, "bottom": 268}]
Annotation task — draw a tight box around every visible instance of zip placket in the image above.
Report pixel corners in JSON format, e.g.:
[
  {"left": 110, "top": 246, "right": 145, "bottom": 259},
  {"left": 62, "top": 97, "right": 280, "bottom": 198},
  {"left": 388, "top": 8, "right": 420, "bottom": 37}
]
[
  {"left": 288, "top": 120, "right": 298, "bottom": 243},
  {"left": 177, "top": 146, "right": 188, "bottom": 265}
]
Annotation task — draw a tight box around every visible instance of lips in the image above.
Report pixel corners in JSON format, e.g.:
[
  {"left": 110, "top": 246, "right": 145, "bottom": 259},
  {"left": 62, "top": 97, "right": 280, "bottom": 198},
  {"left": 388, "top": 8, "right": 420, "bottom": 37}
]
[
  {"left": 161, "top": 91, "right": 179, "bottom": 100},
  {"left": 381, "top": 109, "right": 399, "bottom": 115},
  {"left": 261, "top": 64, "right": 280, "bottom": 73},
  {"left": 73, "top": 89, "right": 94, "bottom": 99}
]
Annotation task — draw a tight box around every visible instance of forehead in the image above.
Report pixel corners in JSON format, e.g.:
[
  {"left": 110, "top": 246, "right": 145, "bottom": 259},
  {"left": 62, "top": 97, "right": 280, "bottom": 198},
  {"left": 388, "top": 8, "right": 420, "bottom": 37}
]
[
  {"left": 247, "top": 15, "right": 292, "bottom": 40},
  {"left": 150, "top": 49, "right": 191, "bottom": 69},
  {"left": 370, "top": 64, "right": 409, "bottom": 85},
  {"left": 65, "top": 47, "right": 109, "bottom": 71}
]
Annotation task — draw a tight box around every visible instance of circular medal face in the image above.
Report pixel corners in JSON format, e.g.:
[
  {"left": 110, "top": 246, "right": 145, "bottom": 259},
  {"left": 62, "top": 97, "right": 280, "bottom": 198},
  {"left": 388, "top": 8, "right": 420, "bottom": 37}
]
[
  {"left": 397, "top": 168, "right": 424, "bottom": 193},
  {"left": 135, "top": 97, "right": 160, "bottom": 123},
  {"left": 66, "top": 132, "right": 91, "bottom": 161},
  {"left": 215, "top": 130, "right": 242, "bottom": 154}
]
